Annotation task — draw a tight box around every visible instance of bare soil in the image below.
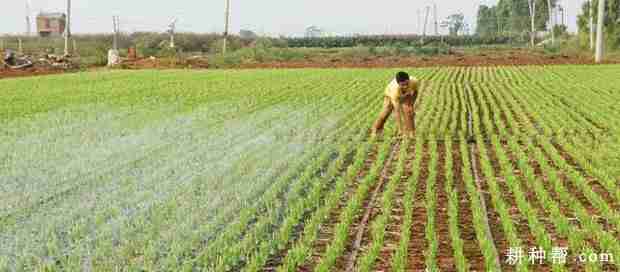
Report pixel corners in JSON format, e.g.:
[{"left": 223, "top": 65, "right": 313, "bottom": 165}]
[
  {"left": 118, "top": 57, "right": 210, "bottom": 70},
  {"left": 407, "top": 143, "right": 431, "bottom": 271},
  {"left": 2, "top": 49, "right": 619, "bottom": 80},
  {"left": 374, "top": 142, "right": 415, "bottom": 271},
  {"left": 297, "top": 145, "right": 380, "bottom": 272},
  {"left": 435, "top": 142, "right": 457, "bottom": 271},
  {"left": 452, "top": 143, "right": 486, "bottom": 272},
  {"left": 0, "top": 66, "right": 66, "bottom": 79},
  {"left": 471, "top": 144, "right": 514, "bottom": 271},
  {"left": 238, "top": 49, "right": 619, "bottom": 69},
  {"left": 335, "top": 142, "right": 400, "bottom": 271}
]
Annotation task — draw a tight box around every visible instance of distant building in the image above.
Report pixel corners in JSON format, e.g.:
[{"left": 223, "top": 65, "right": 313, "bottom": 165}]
[
  {"left": 37, "top": 12, "right": 66, "bottom": 37},
  {"left": 305, "top": 26, "right": 324, "bottom": 38},
  {"left": 240, "top": 29, "right": 258, "bottom": 40}
]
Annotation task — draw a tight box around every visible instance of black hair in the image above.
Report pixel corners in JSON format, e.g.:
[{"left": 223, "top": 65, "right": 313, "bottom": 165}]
[{"left": 395, "top": 71, "right": 410, "bottom": 83}]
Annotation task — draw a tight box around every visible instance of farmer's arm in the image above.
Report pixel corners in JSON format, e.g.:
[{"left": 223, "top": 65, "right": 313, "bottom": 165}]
[{"left": 409, "top": 79, "right": 420, "bottom": 104}]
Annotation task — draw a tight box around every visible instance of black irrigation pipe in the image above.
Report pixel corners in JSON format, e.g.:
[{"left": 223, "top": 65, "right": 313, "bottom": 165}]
[
  {"left": 463, "top": 82, "right": 503, "bottom": 271},
  {"left": 344, "top": 140, "right": 401, "bottom": 272},
  {"left": 405, "top": 131, "right": 613, "bottom": 145}
]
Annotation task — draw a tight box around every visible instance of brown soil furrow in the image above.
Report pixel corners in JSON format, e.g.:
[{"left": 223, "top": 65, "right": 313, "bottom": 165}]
[
  {"left": 406, "top": 143, "right": 431, "bottom": 271},
  {"left": 497, "top": 81, "right": 545, "bottom": 136},
  {"left": 474, "top": 85, "right": 501, "bottom": 136},
  {"left": 470, "top": 85, "right": 499, "bottom": 139},
  {"left": 235, "top": 53, "right": 617, "bottom": 69},
  {"left": 468, "top": 144, "right": 503, "bottom": 271},
  {"left": 340, "top": 141, "right": 401, "bottom": 272},
  {"left": 515, "top": 140, "right": 588, "bottom": 271},
  {"left": 500, "top": 83, "right": 614, "bottom": 217},
  {"left": 0, "top": 67, "right": 67, "bottom": 79},
  {"left": 491, "top": 86, "right": 527, "bottom": 135},
  {"left": 374, "top": 142, "right": 416, "bottom": 271},
  {"left": 535, "top": 141, "right": 618, "bottom": 238},
  {"left": 479, "top": 142, "right": 537, "bottom": 254},
  {"left": 469, "top": 85, "right": 489, "bottom": 139},
  {"left": 499, "top": 141, "right": 564, "bottom": 272},
  {"left": 443, "top": 86, "right": 456, "bottom": 136},
  {"left": 538, "top": 142, "right": 603, "bottom": 215},
  {"left": 464, "top": 82, "right": 503, "bottom": 271},
  {"left": 435, "top": 142, "right": 457, "bottom": 271},
  {"left": 453, "top": 143, "right": 487, "bottom": 271},
  {"left": 482, "top": 84, "right": 515, "bottom": 136},
  {"left": 529, "top": 80, "right": 607, "bottom": 132},
  {"left": 454, "top": 87, "right": 464, "bottom": 138},
  {"left": 550, "top": 142, "right": 619, "bottom": 214},
  {"left": 261, "top": 150, "right": 359, "bottom": 271},
  {"left": 428, "top": 84, "right": 449, "bottom": 137},
  {"left": 497, "top": 80, "right": 617, "bottom": 213},
  {"left": 297, "top": 144, "right": 380, "bottom": 272},
  {"left": 471, "top": 144, "right": 519, "bottom": 272}
]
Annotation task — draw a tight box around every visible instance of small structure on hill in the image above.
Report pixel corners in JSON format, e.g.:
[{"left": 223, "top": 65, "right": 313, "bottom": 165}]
[
  {"left": 305, "top": 26, "right": 324, "bottom": 38},
  {"left": 37, "top": 12, "right": 67, "bottom": 37}
]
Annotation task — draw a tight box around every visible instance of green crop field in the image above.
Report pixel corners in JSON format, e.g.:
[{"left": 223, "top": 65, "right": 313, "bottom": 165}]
[{"left": 1, "top": 66, "right": 619, "bottom": 271}]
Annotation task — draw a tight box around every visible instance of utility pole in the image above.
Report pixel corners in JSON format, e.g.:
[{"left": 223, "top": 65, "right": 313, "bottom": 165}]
[
  {"left": 168, "top": 18, "right": 178, "bottom": 48},
  {"left": 112, "top": 16, "right": 119, "bottom": 51},
  {"left": 528, "top": 0, "right": 536, "bottom": 47},
  {"left": 108, "top": 16, "right": 120, "bottom": 66},
  {"left": 590, "top": 0, "right": 595, "bottom": 50},
  {"left": 417, "top": 9, "right": 422, "bottom": 34},
  {"left": 433, "top": 3, "right": 438, "bottom": 35},
  {"left": 223, "top": 0, "right": 231, "bottom": 54},
  {"left": 547, "top": 0, "right": 554, "bottom": 45},
  {"left": 423, "top": 6, "right": 430, "bottom": 42},
  {"left": 595, "top": 0, "right": 606, "bottom": 63},
  {"left": 25, "top": 0, "right": 32, "bottom": 36},
  {"left": 64, "top": 0, "right": 71, "bottom": 56}
]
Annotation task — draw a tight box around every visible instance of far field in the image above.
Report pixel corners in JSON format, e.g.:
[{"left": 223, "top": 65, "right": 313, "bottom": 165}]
[{"left": 0, "top": 66, "right": 619, "bottom": 271}]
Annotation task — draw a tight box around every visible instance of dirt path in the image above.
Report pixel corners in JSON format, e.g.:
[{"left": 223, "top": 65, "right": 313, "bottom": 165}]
[{"left": 0, "top": 67, "right": 66, "bottom": 79}]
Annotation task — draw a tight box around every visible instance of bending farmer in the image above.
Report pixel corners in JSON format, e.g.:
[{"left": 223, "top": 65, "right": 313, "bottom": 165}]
[{"left": 371, "top": 71, "right": 419, "bottom": 138}]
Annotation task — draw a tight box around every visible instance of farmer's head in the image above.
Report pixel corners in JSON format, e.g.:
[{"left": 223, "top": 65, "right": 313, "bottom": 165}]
[{"left": 396, "top": 71, "right": 410, "bottom": 89}]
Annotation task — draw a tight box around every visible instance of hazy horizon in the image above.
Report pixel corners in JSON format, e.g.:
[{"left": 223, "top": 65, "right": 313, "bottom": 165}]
[{"left": 1, "top": 0, "right": 585, "bottom": 37}]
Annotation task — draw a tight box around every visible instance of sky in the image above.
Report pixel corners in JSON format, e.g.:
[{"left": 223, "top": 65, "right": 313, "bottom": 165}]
[{"left": 0, "top": 0, "right": 586, "bottom": 36}]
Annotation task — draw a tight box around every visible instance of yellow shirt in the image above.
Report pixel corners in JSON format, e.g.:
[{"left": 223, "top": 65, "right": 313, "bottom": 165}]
[{"left": 384, "top": 78, "right": 419, "bottom": 104}]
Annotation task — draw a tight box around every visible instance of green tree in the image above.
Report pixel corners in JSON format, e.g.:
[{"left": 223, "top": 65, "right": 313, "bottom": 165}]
[
  {"left": 577, "top": 0, "right": 620, "bottom": 49},
  {"left": 476, "top": 5, "right": 498, "bottom": 36},
  {"left": 447, "top": 13, "right": 465, "bottom": 36},
  {"left": 477, "top": 0, "right": 558, "bottom": 36}
]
